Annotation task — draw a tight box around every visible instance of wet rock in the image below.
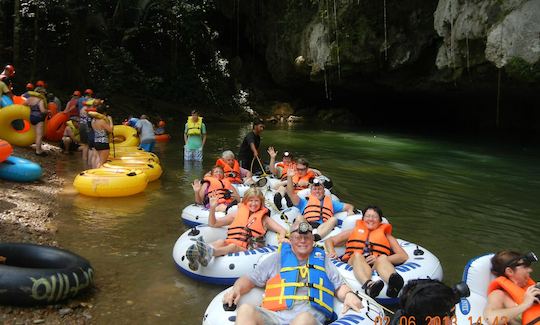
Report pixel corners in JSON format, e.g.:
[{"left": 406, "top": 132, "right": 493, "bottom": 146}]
[
  {"left": 33, "top": 320, "right": 45, "bottom": 324},
  {"left": 58, "top": 308, "right": 73, "bottom": 316}
]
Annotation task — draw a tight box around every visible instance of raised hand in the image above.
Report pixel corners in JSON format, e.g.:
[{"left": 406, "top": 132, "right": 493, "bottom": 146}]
[
  {"left": 208, "top": 192, "right": 220, "bottom": 208},
  {"left": 192, "top": 179, "right": 202, "bottom": 192},
  {"left": 267, "top": 146, "right": 277, "bottom": 159}
]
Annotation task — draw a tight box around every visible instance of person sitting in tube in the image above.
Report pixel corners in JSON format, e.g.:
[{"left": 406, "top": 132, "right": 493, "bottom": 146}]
[
  {"left": 186, "top": 187, "right": 287, "bottom": 271},
  {"left": 204, "top": 150, "right": 254, "bottom": 185},
  {"left": 286, "top": 167, "right": 354, "bottom": 241},
  {"left": 271, "top": 156, "right": 324, "bottom": 210},
  {"left": 222, "top": 220, "right": 364, "bottom": 325},
  {"left": 154, "top": 119, "right": 166, "bottom": 135},
  {"left": 268, "top": 147, "right": 296, "bottom": 181},
  {"left": 484, "top": 250, "right": 540, "bottom": 325},
  {"left": 324, "top": 205, "right": 407, "bottom": 298},
  {"left": 192, "top": 165, "right": 240, "bottom": 212}
]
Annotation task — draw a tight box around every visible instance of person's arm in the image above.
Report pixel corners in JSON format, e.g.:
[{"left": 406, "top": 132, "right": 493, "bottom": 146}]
[
  {"left": 222, "top": 276, "right": 256, "bottom": 308},
  {"left": 39, "top": 100, "right": 48, "bottom": 114},
  {"left": 192, "top": 180, "right": 203, "bottom": 204},
  {"left": 324, "top": 229, "right": 352, "bottom": 259},
  {"left": 386, "top": 235, "right": 409, "bottom": 265},
  {"left": 249, "top": 142, "right": 258, "bottom": 158},
  {"left": 484, "top": 287, "right": 540, "bottom": 324},
  {"left": 101, "top": 118, "right": 113, "bottom": 133},
  {"left": 64, "top": 127, "right": 75, "bottom": 141},
  {"left": 286, "top": 169, "right": 301, "bottom": 205},
  {"left": 342, "top": 203, "right": 354, "bottom": 216},
  {"left": 184, "top": 123, "right": 188, "bottom": 144},
  {"left": 208, "top": 194, "right": 234, "bottom": 228},
  {"left": 201, "top": 124, "right": 206, "bottom": 147},
  {"left": 264, "top": 216, "right": 288, "bottom": 243},
  {"left": 335, "top": 284, "right": 363, "bottom": 313},
  {"left": 267, "top": 147, "right": 278, "bottom": 175}
]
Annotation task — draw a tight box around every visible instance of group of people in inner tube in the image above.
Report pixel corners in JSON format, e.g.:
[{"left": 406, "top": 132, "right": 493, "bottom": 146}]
[
  {"left": 187, "top": 146, "right": 539, "bottom": 324},
  {"left": 188, "top": 148, "right": 406, "bottom": 299}
]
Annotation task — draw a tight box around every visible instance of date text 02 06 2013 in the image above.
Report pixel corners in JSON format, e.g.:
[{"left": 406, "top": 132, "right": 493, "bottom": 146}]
[{"left": 375, "top": 315, "right": 509, "bottom": 325}]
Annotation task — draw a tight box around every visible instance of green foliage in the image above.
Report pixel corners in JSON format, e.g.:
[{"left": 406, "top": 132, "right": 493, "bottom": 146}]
[
  {"left": 505, "top": 57, "right": 540, "bottom": 82},
  {"left": 4, "top": 0, "right": 239, "bottom": 111}
]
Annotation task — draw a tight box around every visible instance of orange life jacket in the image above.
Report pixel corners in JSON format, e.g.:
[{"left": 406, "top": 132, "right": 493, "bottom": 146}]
[
  {"left": 216, "top": 158, "right": 242, "bottom": 184},
  {"left": 203, "top": 176, "right": 234, "bottom": 205},
  {"left": 342, "top": 220, "right": 393, "bottom": 262},
  {"left": 276, "top": 161, "right": 296, "bottom": 180},
  {"left": 303, "top": 195, "right": 334, "bottom": 224},
  {"left": 487, "top": 277, "right": 540, "bottom": 325},
  {"left": 226, "top": 204, "right": 268, "bottom": 249},
  {"left": 292, "top": 170, "right": 316, "bottom": 192}
]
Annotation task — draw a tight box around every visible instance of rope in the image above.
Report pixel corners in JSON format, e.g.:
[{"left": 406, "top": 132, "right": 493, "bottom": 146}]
[{"left": 250, "top": 156, "right": 268, "bottom": 177}]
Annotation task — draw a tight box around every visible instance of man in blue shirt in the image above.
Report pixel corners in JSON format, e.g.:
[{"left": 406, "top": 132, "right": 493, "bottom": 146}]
[{"left": 287, "top": 168, "right": 354, "bottom": 241}]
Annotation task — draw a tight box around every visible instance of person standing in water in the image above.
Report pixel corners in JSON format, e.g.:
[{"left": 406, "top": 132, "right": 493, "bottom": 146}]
[
  {"left": 238, "top": 119, "right": 265, "bottom": 174},
  {"left": 184, "top": 110, "right": 206, "bottom": 161}
]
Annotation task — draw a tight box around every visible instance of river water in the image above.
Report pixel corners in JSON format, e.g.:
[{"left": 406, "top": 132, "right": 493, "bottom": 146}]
[{"left": 54, "top": 122, "right": 540, "bottom": 324}]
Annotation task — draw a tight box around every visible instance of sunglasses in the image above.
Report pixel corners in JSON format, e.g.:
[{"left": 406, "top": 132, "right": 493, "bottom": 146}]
[
  {"left": 506, "top": 252, "right": 538, "bottom": 269},
  {"left": 296, "top": 167, "right": 307, "bottom": 171}
]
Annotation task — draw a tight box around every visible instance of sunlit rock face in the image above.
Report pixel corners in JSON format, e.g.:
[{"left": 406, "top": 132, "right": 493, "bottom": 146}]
[
  {"left": 219, "top": 0, "right": 540, "bottom": 93},
  {"left": 435, "top": 0, "right": 540, "bottom": 70}
]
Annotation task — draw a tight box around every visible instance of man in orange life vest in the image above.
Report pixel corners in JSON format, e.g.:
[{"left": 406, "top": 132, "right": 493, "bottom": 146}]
[
  {"left": 223, "top": 221, "right": 363, "bottom": 325},
  {"left": 484, "top": 250, "right": 540, "bottom": 325},
  {"left": 286, "top": 167, "right": 354, "bottom": 241}
]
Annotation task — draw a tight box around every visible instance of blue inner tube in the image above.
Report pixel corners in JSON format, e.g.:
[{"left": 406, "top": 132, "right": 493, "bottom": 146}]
[{"left": 0, "top": 243, "right": 94, "bottom": 306}]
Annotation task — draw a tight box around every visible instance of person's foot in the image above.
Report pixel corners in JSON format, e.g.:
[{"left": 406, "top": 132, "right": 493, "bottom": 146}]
[
  {"left": 273, "top": 193, "right": 282, "bottom": 210},
  {"left": 363, "top": 279, "right": 384, "bottom": 298},
  {"left": 194, "top": 237, "right": 213, "bottom": 267},
  {"left": 185, "top": 244, "right": 199, "bottom": 271},
  {"left": 35, "top": 151, "right": 48, "bottom": 157},
  {"left": 386, "top": 273, "right": 405, "bottom": 298},
  {"left": 284, "top": 193, "right": 293, "bottom": 207}
]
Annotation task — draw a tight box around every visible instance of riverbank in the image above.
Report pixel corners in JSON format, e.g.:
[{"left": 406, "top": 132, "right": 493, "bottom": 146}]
[{"left": 0, "top": 145, "right": 94, "bottom": 324}]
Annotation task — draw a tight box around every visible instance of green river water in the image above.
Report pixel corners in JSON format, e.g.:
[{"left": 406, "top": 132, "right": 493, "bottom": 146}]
[{"left": 54, "top": 122, "right": 540, "bottom": 324}]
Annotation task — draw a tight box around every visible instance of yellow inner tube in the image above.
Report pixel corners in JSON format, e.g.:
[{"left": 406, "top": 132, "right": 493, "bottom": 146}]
[
  {"left": 0, "top": 105, "right": 36, "bottom": 146},
  {"left": 103, "top": 160, "right": 162, "bottom": 182},
  {"left": 111, "top": 125, "right": 139, "bottom": 147},
  {"left": 73, "top": 168, "right": 148, "bottom": 197},
  {"left": 109, "top": 150, "right": 160, "bottom": 164}
]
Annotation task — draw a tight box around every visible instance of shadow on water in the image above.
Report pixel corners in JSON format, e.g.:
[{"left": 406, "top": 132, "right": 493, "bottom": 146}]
[{"left": 54, "top": 122, "right": 540, "bottom": 323}]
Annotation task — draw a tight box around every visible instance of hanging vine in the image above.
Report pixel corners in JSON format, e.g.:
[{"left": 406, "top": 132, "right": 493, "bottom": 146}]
[
  {"left": 333, "top": 0, "right": 341, "bottom": 80},
  {"left": 383, "top": 0, "right": 388, "bottom": 61}
]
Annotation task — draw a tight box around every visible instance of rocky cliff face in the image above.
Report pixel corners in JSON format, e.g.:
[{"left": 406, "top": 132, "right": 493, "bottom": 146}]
[{"left": 221, "top": 0, "right": 540, "bottom": 93}]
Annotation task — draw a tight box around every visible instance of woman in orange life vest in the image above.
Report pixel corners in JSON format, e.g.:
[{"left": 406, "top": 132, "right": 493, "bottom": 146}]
[
  {"left": 186, "top": 187, "right": 288, "bottom": 271},
  {"left": 192, "top": 165, "right": 241, "bottom": 212},
  {"left": 270, "top": 156, "right": 322, "bottom": 210},
  {"left": 204, "top": 150, "right": 254, "bottom": 185},
  {"left": 324, "top": 206, "right": 408, "bottom": 298},
  {"left": 484, "top": 250, "right": 540, "bottom": 325}
]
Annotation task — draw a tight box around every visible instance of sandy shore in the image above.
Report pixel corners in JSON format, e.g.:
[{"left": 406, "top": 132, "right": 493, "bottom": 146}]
[{"left": 0, "top": 145, "right": 95, "bottom": 324}]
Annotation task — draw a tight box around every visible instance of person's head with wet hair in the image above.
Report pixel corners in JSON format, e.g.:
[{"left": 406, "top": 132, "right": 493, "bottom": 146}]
[
  {"left": 491, "top": 250, "right": 523, "bottom": 277},
  {"left": 392, "top": 279, "right": 468, "bottom": 325},
  {"left": 490, "top": 250, "right": 537, "bottom": 285},
  {"left": 362, "top": 205, "right": 384, "bottom": 222},
  {"left": 252, "top": 119, "right": 265, "bottom": 134}
]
